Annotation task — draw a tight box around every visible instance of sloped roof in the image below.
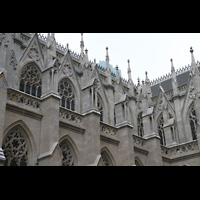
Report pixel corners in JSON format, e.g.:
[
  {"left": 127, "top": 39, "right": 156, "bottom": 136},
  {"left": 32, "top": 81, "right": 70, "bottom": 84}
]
[{"left": 151, "top": 67, "right": 200, "bottom": 97}]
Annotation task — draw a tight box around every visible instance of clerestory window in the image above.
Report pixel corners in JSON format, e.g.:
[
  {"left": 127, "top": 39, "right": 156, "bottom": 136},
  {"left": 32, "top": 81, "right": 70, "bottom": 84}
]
[
  {"left": 137, "top": 112, "right": 144, "bottom": 137},
  {"left": 189, "top": 104, "right": 197, "bottom": 140},
  {"left": 58, "top": 79, "right": 75, "bottom": 111},
  {"left": 19, "top": 63, "right": 42, "bottom": 98},
  {"left": 158, "top": 113, "right": 166, "bottom": 146}
]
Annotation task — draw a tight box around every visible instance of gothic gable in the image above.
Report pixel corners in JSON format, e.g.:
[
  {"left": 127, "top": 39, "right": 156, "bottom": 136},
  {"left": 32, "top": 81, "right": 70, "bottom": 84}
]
[
  {"left": 154, "top": 86, "right": 175, "bottom": 120},
  {"left": 19, "top": 33, "right": 44, "bottom": 70}
]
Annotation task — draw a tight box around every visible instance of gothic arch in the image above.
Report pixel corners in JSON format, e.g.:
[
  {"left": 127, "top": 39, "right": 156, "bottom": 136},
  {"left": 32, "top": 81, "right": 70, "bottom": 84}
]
[
  {"left": 135, "top": 156, "right": 143, "bottom": 166},
  {"left": 2, "top": 120, "right": 37, "bottom": 166},
  {"left": 182, "top": 100, "right": 196, "bottom": 142},
  {"left": 137, "top": 112, "right": 144, "bottom": 137},
  {"left": 157, "top": 113, "right": 166, "bottom": 146},
  {"left": 58, "top": 77, "right": 79, "bottom": 112},
  {"left": 19, "top": 62, "right": 42, "bottom": 98},
  {"left": 101, "top": 146, "right": 116, "bottom": 166},
  {"left": 58, "top": 134, "right": 80, "bottom": 166}
]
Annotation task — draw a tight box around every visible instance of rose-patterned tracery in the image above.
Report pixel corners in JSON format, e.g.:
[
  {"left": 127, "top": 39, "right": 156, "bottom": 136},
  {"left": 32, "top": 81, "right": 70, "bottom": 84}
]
[
  {"left": 2, "top": 126, "right": 28, "bottom": 166},
  {"left": 59, "top": 141, "right": 74, "bottom": 166},
  {"left": 19, "top": 63, "right": 42, "bottom": 98},
  {"left": 58, "top": 79, "right": 75, "bottom": 111}
]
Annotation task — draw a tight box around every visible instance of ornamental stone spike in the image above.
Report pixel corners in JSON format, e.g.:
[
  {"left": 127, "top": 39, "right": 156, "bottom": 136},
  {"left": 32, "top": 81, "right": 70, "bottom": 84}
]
[
  {"left": 170, "top": 58, "right": 175, "bottom": 73},
  {"left": 190, "top": 46, "right": 200, "bottom": 77},
  {"left": 80, "top": 33, "right": 84, "bottom": 56},
  {"left": 127, "top": 59, "right": 132, "bottom": 81}
]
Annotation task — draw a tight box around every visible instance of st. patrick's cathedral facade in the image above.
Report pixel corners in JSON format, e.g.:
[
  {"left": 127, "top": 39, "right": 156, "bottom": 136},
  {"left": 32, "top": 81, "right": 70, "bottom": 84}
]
[{"left": 0, "top": 33, "right": 200, "bottom": 166}]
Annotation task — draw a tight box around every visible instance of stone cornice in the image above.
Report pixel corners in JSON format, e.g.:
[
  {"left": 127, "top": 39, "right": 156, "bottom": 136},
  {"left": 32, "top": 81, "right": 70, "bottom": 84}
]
[
  {"left": 59, "top": 120, "right": 85, "bottom": 135},
  {"left": 6, "top": 103, "right": 43, "bottom": 121}
]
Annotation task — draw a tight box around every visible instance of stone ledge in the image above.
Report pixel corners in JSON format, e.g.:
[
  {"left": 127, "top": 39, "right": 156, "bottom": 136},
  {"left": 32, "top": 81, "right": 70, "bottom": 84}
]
[
  {"left": 100, "top": 133, "right": 120, "bottom": 146},
  {"left": 6, "top": 103, "right": 43, "bottom": 121},
  {"left": 134, "top": 146, "right": 149, "bottom": 156},
  {"left": 59, "top": 120, "right": 85, "bottom": 135},
  {"left": 162, "top": 151, "right": 200, "bottom": 164}
]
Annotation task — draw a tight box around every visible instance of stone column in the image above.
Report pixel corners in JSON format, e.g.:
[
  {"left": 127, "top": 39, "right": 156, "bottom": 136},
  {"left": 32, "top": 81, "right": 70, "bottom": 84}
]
[
  {"left": 0, "top": 73, "right": 7, "bottom": 165},
  {"left": 82, "top": 109, "right": 101, "bottom": 165},
  {"left": 116, "top": 124, "right": 134, "bottom": 166},
  {"left": 38, "top": 93, "right": 61, "bottom": 165},
  {"left": 172, "top": 95, "right": 183, "bottom": 143}
]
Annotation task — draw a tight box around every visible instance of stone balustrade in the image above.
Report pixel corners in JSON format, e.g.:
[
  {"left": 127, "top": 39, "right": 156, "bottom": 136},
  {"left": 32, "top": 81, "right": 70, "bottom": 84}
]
[
  {"left": 7, "top": 88, "right": 41, "bottom": 109},
  {"left": 161, "top": 140, "right": 199, "bottom": 157},
  {"left": 100, "top": 122, "right": 116, "bottom": 136},
  {"left": 133, "top": 134, "right": 146, "bottom": 147},
  {"left": 59, "top": 107, "right": 83, "bottom": 125}
]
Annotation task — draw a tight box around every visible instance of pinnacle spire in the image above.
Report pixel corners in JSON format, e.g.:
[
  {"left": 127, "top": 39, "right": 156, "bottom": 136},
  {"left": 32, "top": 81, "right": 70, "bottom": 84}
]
[
  {"left": 80, "top": 33, "right": 84, "bottom": 56},
  {"left": 105, "top": 47, "right": 110, "bottom": 72},
  {"left": 190, "top": 46, "right": 200, "bottom": 77},
  {"left": 127, "top": 59, "right": 132, "bottom": 81},
  {"left": 170, "top": 58, "right": 175, "bottom": 72},
  {"left": 190, "top": 46, "right": 196, "bottom": 65}
]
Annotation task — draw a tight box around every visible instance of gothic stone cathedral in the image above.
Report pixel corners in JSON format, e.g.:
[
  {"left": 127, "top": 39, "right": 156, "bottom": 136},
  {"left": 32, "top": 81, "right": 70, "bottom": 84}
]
[{"left": 0, "top": 33, "right": 200, "bottom": 166}]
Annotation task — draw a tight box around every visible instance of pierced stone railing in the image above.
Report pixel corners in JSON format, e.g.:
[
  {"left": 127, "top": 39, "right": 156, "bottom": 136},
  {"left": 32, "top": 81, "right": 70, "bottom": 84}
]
[
  {"left": 7, "top": 88, "right": 41, "bottom": 109},
  {"left": 133, "top": 134, "right": 146, "bottom": 147},
  {"left": 59, "top": 107, "right": 83, "bottom": 125},
  {"left": 100, "top": 122, "right": 117, "bottom": 136},
  {"left": 161, "top": 140, "right": 199, "bottom": 157}
]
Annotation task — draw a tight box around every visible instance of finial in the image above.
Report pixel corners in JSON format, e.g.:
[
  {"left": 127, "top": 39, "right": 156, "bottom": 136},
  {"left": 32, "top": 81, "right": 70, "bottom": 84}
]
[
  {"left": 116, "top": 65, "right": 119, "bottom": 70},
  {"left": 67, "top": 43, "right": 69, "bottom": 49},
  {"left": 106, "top": 47, "right": 108, "bottom": 56},
  {"left": 94, "top": 58, "right": 96, "bottom": 64},
  {"left": 170, "top": 58, "right": 173, "bottom": 63},
  {"left": 145, "top": 71, "right": 148, "bottom": 79},
  {"left": 85, "top": 49, "right": 88, "bottom": 54},
  {"left": 190, "top": 46, "right": 194, "bottom": 53},
  {"left": 81, "top": 33, "right": 83, "bottom": 41},
  {"left": 142, "top": 80, "right": 144, "bottom": 85}
]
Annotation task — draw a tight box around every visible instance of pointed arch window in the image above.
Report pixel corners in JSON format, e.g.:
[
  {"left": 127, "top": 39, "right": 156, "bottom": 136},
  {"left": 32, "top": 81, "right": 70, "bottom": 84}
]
[
  {"left": 2, "top": 126, "right": 28, "bottom": 166},
  {"left": 93, "top": 93, "right": 103, "bottom": 122},
  {"left": 137, "top": 112, "right": 144, "bottom": 137},
  {"left": 101, "top": 151, "right": 112, "bottom": 166},
  {"left": 19, "top": 63, "right": 42, "bottom": 98},
  {"left": 58, "top": 79, "right": 76, "bottom": 111},
  {"left": 59, "top": 140, "right": 74, "bottom": 166},
  {"left": 157, "top": 113, "right": 166, "bottom": 146},
  {"left": 189, "top": 104, "right": 197, "bottom": 140}
]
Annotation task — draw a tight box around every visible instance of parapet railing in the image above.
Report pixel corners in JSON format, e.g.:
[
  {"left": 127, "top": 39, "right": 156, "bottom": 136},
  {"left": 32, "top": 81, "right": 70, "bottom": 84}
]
[
  {"left": 161, "top": 140, "right": 199, "bottom": 157},
  {"left": 100, "top": 121, "right": 117, "bottom": 136},
  {"left": 132, "top": 134, "right": 146, "bottom": 147},
  {"left": 7, "top": 88, "right": 41, "bottom": 109},
  {"left": 59, "top": 107, "right": 83, "bottom": 125}
]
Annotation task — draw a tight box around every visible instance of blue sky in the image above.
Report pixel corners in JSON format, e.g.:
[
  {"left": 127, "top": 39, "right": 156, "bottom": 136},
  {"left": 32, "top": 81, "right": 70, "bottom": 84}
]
[{"left": 42, "top": 33, "right": 200, "bottom": 85}]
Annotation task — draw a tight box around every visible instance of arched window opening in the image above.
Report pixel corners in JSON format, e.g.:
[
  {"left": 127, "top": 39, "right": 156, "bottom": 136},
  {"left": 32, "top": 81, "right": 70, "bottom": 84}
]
[
  {"left": 189, "top": 104, "right": 197, "bottom": 140},
  {"left": 137, "top": 113, "right": 144, "bottom": 137},
  {"left": 2, "top": 126, "right": 28, "bottom": 166},
  {"left": 157, "top": 113, "right": 166, "bottom": 146},
  {"left": 58, "top": 79, "right": 76, "bottom": 111},
  {"left": 93, "top": 92, "right": 103, "bottom": 122},
  {"left": 19, "top": 63, "right": 42, "bottom": 98},
  {"left": 101, "top": 151, "right": 112, "bottom": 166},
  {"left": 135, "top": 160, "right": 140, "bottom": 166},
  {"left": 59, "top": 140, "right": 74, "bottom": 166}
]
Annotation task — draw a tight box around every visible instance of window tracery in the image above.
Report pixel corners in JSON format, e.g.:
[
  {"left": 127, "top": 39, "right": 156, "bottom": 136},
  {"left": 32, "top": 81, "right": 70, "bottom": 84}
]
[
  {"left": 157, "top": 113, "right": 166, "bottom": 146},
  {"left": 59, "top": 141, "right": 74, "bottom": 166},
  {"left": 93, "top": 93, "right": 103, "bottom": 122},
  {"left": 189, "top": 104, "right": 197, "bottom": 140},
  {"left": 58, "top": 79, "right": 75, "bottom": 111},
  {"left": 101, "top": 151, "right": 111, "bottom": 166},
  {"left": 2, "top": 127, "right": 28, "bottom": 166},
  {"left": 137, "top": 113, "right": 144, "bottom": 137},
  {"left": 19, "top": 63, "right": 42, "bottom": 98}
]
